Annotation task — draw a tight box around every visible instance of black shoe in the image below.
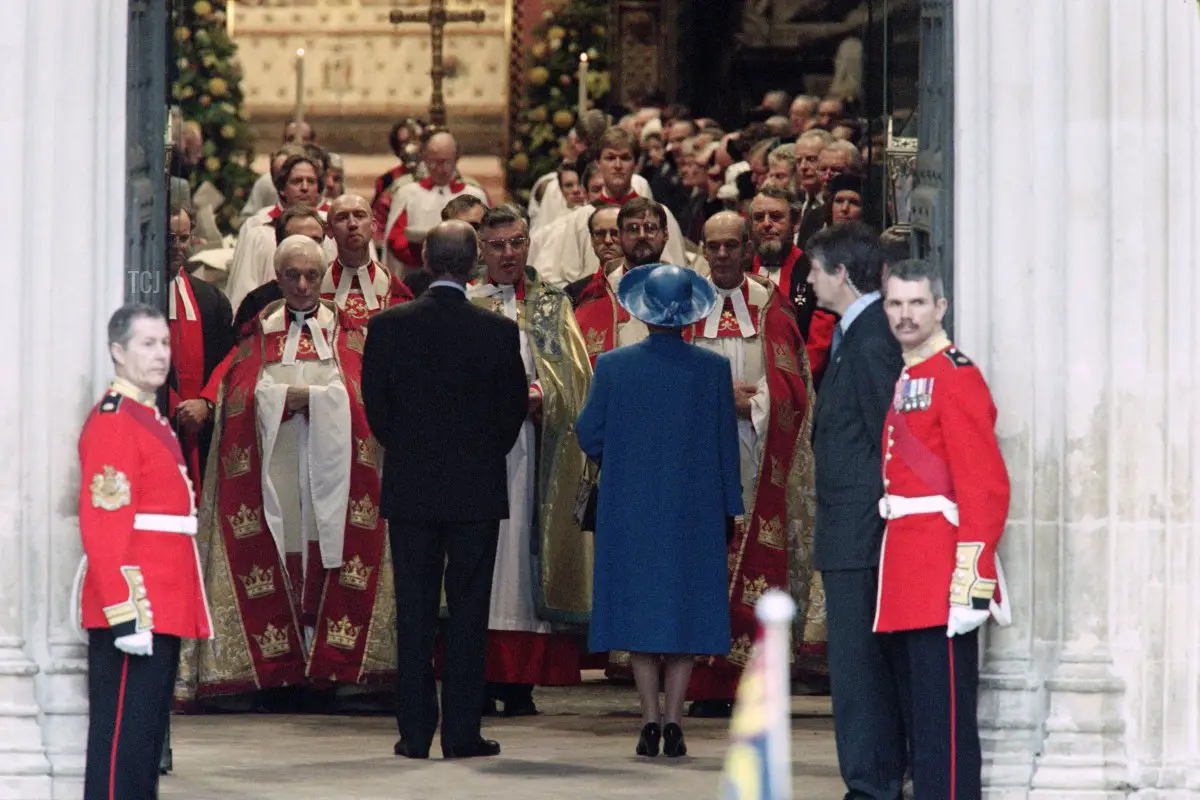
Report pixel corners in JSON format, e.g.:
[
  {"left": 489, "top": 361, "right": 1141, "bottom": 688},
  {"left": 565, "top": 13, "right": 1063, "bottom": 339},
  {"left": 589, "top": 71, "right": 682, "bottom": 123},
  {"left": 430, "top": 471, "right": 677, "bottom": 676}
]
[
  {"left": 443, "top": 738, "right": 501, "bottom": 759},
  {"left": 636, "top": 722, "right": 661, "bottom": 757},
  {"left": 394, "top": 737, "right": 430, "bottom": 759},
  {"left": 663, "top": 723, "right": 687, "bottom": 757},
  {"left": 687, "top": 699, "right": 733, "bottom": 718},
  {"left": 502, "top": 699, "right": 539, "bottom": 717}
]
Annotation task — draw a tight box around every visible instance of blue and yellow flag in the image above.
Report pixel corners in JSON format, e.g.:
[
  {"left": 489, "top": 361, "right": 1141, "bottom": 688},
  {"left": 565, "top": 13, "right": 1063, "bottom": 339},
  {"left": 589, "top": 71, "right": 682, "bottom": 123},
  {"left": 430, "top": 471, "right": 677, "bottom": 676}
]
[{"left": 720, "top": 634, "right": 776, "bottom": 800}]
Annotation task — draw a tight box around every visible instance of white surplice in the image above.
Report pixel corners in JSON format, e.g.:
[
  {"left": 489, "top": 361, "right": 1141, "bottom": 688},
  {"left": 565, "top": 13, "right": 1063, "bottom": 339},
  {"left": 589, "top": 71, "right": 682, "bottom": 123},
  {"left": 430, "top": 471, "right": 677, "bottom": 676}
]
[
  {"left": 254, "top": 303, "right": 352, "bottom": 579},
  {"left": 530, "top": 199, "right": 689, "bottom": 289},
  {"left": 466, "top": 282, "right": 551, "bottom": 635},
  {"left": 692, "top": 278, "right": 772, "bottom": 512}
]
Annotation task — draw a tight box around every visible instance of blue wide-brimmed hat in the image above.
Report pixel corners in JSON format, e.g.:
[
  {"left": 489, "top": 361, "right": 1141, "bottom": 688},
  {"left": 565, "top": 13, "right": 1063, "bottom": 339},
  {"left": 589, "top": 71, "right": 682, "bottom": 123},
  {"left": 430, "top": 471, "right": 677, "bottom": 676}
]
[{"left": 617, "top": 263, "right": 718, "bottom": 328}]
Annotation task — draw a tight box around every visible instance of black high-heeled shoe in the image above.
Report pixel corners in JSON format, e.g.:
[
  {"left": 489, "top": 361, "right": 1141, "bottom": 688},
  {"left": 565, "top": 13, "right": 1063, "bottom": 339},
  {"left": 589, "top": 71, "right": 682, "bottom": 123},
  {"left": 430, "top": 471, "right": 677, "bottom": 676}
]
[
  {"left": 636, "top": 722, "right": 662, "bottom": 757},
  {"left": 663, "top": 722, "right": 687, "bottom": 757}
]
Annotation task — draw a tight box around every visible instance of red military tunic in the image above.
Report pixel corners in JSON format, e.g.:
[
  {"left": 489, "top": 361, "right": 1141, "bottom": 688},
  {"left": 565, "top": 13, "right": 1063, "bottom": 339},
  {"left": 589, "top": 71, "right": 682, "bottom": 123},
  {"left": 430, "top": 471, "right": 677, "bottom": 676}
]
[
  {"left": 77, "top": 378, "right": 213, "bottom": 640},
  {"left": 874, "top": 334, "right": 1011, "bottom": 633}
]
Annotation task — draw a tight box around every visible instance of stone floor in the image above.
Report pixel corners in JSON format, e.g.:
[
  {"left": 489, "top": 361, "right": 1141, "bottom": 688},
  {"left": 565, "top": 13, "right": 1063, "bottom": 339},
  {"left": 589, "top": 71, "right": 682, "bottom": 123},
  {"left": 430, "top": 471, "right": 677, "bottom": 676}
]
[{"left": 161, "top": 676, "right": 845, "bottom": 799}]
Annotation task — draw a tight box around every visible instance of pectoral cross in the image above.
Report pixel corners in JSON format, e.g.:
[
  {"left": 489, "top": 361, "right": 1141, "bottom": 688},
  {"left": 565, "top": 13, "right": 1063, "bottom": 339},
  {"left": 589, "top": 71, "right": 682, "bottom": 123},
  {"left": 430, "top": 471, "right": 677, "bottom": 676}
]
[{"left": 389, "top": 0, "right": 486, "bottom": 126}]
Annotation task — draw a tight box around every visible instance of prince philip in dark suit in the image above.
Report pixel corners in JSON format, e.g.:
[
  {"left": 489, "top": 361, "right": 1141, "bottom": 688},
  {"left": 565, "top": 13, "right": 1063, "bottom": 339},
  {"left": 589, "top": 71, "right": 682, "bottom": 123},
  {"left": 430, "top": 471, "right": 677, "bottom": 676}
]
[
  {"left": 362, "top": 220, "right": 528, "bottom": 760},
  {"left": 807, "top": 222, "right": 907, "bottom": 800}
]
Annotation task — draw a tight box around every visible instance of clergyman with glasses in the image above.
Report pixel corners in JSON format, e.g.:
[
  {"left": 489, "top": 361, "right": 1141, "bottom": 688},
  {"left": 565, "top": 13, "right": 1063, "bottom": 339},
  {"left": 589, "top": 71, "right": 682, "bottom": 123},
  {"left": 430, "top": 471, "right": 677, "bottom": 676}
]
[
  {"left": 465, "top": 205, "right": 593, "bottom": 716},
  {"left": 572, "top": 198, "right": 676, "bottom": 364}
]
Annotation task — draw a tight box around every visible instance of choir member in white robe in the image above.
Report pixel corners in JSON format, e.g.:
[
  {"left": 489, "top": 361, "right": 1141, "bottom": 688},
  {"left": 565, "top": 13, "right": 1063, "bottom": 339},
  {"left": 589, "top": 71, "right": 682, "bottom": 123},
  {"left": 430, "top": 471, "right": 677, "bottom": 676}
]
[
  {"left": 383, "top": 132, "right": 489, "bottom": 275},
  {"left": 532, "top": 128, "right": 687, "bottom": 288}
]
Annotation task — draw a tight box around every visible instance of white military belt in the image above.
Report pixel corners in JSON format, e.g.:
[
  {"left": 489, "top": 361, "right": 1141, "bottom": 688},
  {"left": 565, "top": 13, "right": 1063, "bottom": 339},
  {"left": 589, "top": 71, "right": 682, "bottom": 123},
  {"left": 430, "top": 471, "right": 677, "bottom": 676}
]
[
  {"left": 878, "top": 494, "right": 959, "bottom": 526},
  {"left": 133, "top": 513, "right": 198, "bottom": 536}
]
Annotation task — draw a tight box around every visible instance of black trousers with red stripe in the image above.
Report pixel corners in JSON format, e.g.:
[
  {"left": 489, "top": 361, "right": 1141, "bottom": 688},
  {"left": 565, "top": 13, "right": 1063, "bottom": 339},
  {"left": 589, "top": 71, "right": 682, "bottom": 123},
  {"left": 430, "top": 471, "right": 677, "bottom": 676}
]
[
  {"left": 84, "top": 629, "right": 180, "bottom": 800},
  {"left": 891, "top": 626, "right": 981, "bottom": 800}
]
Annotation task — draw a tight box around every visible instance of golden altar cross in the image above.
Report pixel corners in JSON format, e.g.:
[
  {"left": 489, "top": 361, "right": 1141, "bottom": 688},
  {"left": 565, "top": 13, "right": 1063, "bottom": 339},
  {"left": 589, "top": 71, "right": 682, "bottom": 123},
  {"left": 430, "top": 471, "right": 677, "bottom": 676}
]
[{"left": 389, "top": 0, "right": 487, "bottom": 126}]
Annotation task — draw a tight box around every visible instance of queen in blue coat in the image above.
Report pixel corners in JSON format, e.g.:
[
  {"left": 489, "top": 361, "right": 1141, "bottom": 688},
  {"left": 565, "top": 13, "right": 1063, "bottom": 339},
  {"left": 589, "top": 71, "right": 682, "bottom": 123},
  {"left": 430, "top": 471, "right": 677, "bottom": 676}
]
[{"left": 575, "top": 263, "right": 743, "bottom": 759}]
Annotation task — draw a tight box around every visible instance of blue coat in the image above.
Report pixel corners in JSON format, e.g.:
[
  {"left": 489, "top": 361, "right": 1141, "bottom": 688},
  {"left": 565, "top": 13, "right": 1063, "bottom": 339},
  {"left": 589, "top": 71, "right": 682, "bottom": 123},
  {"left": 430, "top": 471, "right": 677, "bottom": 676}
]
[{"left": 575, "top": 333, "right": 743, "bottom": 655}]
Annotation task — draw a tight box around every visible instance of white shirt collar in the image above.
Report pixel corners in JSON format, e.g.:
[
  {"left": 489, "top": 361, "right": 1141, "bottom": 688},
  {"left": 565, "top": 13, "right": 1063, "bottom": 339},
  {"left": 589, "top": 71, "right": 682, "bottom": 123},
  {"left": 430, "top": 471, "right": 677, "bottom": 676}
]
[{"left": 429, "top": 280, "right": 467, "bottom": 294}]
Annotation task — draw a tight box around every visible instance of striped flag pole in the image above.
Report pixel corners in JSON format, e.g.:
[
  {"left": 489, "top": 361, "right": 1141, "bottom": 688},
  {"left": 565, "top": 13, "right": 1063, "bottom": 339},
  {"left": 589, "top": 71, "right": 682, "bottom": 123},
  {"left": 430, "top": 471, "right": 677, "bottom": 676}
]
[{"left": 757, "top": 589, "right": 796, "bottom": 800}]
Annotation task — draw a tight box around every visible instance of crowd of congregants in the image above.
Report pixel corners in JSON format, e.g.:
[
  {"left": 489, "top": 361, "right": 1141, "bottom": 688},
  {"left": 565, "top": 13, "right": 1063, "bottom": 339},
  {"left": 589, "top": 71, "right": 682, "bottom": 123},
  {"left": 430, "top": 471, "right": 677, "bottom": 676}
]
[
  {"left": 134, "top": 80, "right": 1008, "bottom": 798},
  {"left": 164, "top": 83, "right": 899, "bottom": 711}
]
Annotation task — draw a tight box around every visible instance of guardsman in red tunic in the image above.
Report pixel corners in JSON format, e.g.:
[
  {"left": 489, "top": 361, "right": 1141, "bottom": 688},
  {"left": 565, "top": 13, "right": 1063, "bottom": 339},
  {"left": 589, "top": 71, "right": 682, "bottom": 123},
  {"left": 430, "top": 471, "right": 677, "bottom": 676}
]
[
  {"left": 877, "top": 260, "right": 1011, "bottom": 800},
  {"left": 78, "top": 304, "right": 212, "bottom": 800}
]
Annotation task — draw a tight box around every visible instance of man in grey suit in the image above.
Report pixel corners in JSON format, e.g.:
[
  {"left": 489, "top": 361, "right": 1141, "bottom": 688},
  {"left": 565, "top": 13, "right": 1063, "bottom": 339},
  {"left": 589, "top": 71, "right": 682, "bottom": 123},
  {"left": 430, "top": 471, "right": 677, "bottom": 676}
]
[{"left": 807, "top": 221, "right": 906, "bottom": 800}]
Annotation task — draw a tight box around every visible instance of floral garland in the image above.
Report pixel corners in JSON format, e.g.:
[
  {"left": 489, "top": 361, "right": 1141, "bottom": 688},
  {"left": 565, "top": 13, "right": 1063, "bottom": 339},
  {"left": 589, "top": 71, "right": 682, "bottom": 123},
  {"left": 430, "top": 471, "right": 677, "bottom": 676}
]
[
  {"left": 507, "top": 0, "right": 611, "bottom": 206},
  {"left": 172, "top": 0, "right": 257, "bottom": 233}
]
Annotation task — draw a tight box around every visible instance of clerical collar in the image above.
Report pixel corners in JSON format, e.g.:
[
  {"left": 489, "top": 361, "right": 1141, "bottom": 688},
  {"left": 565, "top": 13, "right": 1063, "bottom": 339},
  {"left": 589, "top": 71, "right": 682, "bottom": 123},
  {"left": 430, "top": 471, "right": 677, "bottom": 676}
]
[
  {"left": 336, "top": 256, "right": 372, "bottom": 273},
  {"left": 109, "top": 377, "right": 157, "bottom": 408},
  {"left": 487, "top": 276, "right": 526, "bottom": 299},
  {"left": 598, "top": 189, "right": 638, "bottom": 205},
  {"left": 702, "top": 279, "right": 755, "bottom": 338},
  {"left": 286, "top": 305, "right": 318, "bottom": 325},
  {"left": 418, "top": 176, "right": 466, "bottom": 193},
  {"left": 903, "top": 329, "right": 952, "bottom": 367}
]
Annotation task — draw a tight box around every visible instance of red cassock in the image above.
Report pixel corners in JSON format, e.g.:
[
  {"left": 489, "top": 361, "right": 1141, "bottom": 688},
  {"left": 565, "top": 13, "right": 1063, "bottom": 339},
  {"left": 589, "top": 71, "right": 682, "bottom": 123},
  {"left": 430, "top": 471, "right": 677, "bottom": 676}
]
[
  {"left": 874, "top": 342, "right": 1011, "bottom": 633},
  {"left": 78, "top": 383, "right": 212, "bottom": 640},
  {"left": 371, "top": 164, "right": 409, "bottom": 237}
]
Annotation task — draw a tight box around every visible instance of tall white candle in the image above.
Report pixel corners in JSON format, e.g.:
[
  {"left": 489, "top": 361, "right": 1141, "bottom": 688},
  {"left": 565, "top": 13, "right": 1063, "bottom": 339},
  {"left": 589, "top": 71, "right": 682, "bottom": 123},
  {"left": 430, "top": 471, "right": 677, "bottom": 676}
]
[
  {"left": 294, "top": 48, "right": 306, "bottom": 134},
  {"left": 578, "top": 53, "right": 588, "bottom": 117}
]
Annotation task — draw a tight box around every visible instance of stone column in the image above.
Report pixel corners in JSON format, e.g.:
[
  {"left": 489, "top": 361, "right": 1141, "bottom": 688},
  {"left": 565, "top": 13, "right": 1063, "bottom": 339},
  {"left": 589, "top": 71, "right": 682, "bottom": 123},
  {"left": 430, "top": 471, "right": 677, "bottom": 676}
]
[
  {"left": 958, "top": 0, "right": 1200, "bottom": 797},
  {"left": 0, "top": 2, "right": 129, "bottom": 799},
  {"left": 1027, "top": 2, "right": 1130, "bottom": 795},
  {"left": 955, "top": 0, "right": 1068, "bottom": 791}
]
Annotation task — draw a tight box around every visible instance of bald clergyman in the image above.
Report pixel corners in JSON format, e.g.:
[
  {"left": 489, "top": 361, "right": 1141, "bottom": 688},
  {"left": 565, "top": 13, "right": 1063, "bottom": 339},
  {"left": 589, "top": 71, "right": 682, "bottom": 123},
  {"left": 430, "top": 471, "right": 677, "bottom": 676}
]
[{"left": 383, "top": 132, "right": 489, "bottom": 274}]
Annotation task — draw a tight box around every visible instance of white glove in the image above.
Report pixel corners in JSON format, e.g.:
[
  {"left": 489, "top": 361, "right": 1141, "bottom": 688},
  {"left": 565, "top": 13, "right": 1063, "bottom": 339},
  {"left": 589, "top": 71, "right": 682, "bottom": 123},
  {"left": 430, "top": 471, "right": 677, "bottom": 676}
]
[
  {"left": 946, "top": 606, "right": 990, "bottom": 638},
  {"left": 114, "top": 630, "right": 154, "bottom": 657}
]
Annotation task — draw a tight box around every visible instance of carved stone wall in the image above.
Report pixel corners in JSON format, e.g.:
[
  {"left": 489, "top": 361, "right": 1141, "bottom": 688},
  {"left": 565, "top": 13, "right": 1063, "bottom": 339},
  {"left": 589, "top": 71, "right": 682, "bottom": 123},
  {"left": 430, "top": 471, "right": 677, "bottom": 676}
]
[{"left": 231, "top": 0, "right": 510, "bottom": 153}]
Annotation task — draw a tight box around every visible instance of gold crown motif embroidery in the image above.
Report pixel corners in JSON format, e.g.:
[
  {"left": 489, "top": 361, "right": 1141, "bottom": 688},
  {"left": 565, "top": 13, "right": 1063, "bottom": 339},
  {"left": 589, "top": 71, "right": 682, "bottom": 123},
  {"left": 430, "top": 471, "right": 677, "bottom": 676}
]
[
  {"left": 222, "top": 444, "right": 251, "bottom": 479},
  {"left": 741, "top": 575, "right": 770, "bottom": 608},
  {"left": 773, "top": 342, "right": 800, "bottom": 375},
  {"left": 355, "top": 437, "right": 378, "bottom": 468},
  {"left": 729, "top": 634, "right": 754, "bottom": 667},
  {"left": 339, "top": 555, "right": 375, "bottom": 591},
  {"left": 775, "top": 397, "right": 795, "bottom": 435},
  {"left": 770, "top": 455, "right": 786, "bottom": 488},
  {"left": 346, "top": 330, "right": 366, "bottom": 353},
  {"left": 238, "top": 564, "right": 276, "bottom": 599},
  {"left": 348, "top": 495, "right": 379, "bottom": 530},
  {"left": 757, "top": 515, "right": 786, "bottom": 550},
  {"left": 326, "top": 615, "right": 362, "bottom": 651},
  {"left": 226, "top": 387, "right": 247, "bottom": 417},
  {"left": 226, "top": 504, "right": 262, "bottom": 539},
  {"left": 585, "top": 328, "right": 605, "bottom": 356},
  {"left": 253, "top": 623, "right": 291, "bottom": 659}
]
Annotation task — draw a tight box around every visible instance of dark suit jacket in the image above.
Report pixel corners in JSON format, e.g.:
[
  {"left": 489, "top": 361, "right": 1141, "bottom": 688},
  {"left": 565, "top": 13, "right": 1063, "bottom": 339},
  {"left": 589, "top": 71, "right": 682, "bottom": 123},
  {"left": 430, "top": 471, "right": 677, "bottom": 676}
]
[
  {"left": 233, "top": 280, "right": 283, "bottom": 334},
  {"left": 795, "top": 204, "right": 827, "bottom": 251},
  {"left": 171, "top": 272, "right": 235, "bottom": 479},
  {"left": 811, "top": 299, "right": 902, "bottom": 571},
  {"left": 362, "top": 284, "right": 528, "bottom": 522}
]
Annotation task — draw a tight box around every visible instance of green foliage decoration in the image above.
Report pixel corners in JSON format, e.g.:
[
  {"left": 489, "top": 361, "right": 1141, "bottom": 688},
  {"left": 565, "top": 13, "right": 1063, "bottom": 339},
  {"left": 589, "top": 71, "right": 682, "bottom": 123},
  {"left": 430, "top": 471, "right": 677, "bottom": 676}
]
[
  {"left": 507, "top": 0, "right": 611, "bottom": 206},
  {"left": 172, "top": 0, "right": 256, "bottom": 233}
]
